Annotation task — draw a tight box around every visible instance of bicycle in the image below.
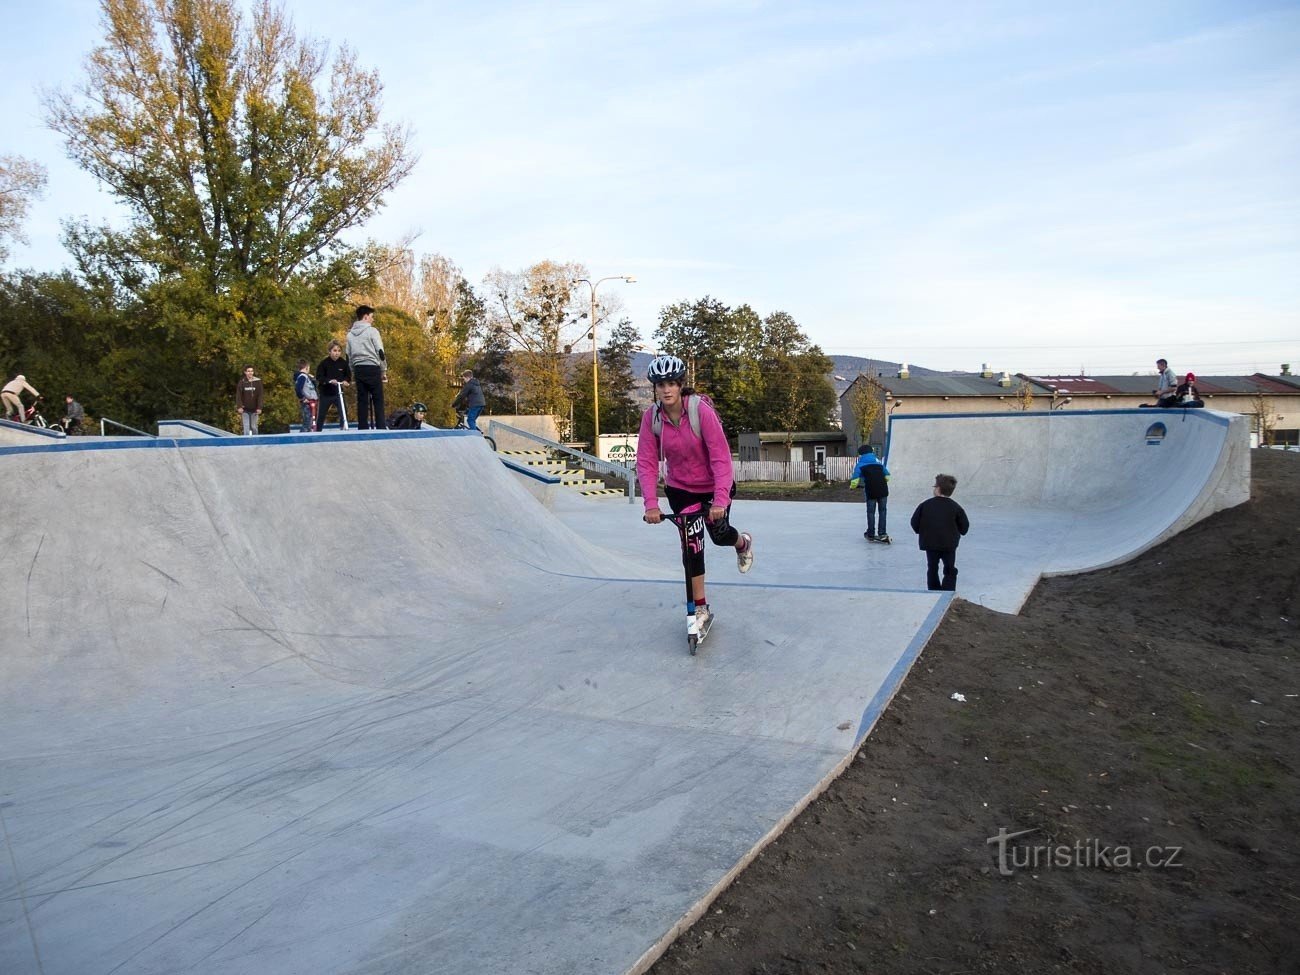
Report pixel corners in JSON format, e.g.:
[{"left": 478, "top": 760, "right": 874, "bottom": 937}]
[
  {"left": 454, "top": 410, "right": 496, "bottom": 452},
  {"left": 5, "top": 396, "right": 48, "bottom": 428}
]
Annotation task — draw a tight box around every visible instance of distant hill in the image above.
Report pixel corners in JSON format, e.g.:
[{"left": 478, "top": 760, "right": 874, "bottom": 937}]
[{"left": 627, "top": 352, "right": 942, "bottom": 397}]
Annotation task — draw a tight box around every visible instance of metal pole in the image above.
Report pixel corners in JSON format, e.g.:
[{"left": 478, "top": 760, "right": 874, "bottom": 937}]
[
  {"left": 591, "top": 282, "right": 600, "bottom": 450},
  {"left": 575, "top": 274, "right": 635, "bottom": 455}
]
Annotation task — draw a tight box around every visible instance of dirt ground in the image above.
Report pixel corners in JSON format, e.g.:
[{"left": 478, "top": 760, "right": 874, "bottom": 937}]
[{"left": 653, "top": 450, "right": 1300, "bottom": 975}]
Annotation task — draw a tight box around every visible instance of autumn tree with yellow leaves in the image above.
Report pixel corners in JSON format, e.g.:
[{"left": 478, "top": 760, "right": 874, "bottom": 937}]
[{"left": 42, "top": 0, "right": 414, "bottom": 426}]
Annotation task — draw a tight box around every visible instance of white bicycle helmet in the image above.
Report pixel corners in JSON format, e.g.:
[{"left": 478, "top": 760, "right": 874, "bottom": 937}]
[{"left": 646, "top": 355, "right": 687, "bottom": 384}]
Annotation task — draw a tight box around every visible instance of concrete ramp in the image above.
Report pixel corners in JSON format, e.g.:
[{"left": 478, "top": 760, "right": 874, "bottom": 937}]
[
  {"left": 883, "top": 409, "right": 1250, "bottom": 610},
  {"left": 0, "top": 430, "right": 945, "bottom": 975},
  {"left": 0, "top": 416, "right": 65, "bottom": 446}
]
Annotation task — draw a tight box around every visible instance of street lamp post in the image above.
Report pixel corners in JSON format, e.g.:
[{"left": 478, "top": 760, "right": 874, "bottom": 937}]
[{"left": 573, "top": 274, "right": 635, "bottom": 450}]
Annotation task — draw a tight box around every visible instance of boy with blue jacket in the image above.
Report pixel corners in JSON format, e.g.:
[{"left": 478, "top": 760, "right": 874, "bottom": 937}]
[{"left": 850, "top": 445, "right": 891, "bottom": 542}]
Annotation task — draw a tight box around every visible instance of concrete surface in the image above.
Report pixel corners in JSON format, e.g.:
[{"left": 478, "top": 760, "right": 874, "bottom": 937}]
[
  {"left": 0, "top": 409, "right": 1246, "bottom": 973},
  {"left": 877, "top": 408, "right": 1250, "bottom": 611},
  {"left": 0, "top": 429, "right": 944, "bottom": 975},
  {"left": 0, "top": 416, "right": 66, "bottom": 446}
]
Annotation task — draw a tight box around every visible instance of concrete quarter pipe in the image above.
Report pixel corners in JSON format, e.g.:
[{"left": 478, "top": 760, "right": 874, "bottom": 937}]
[{"left": 0, "top": 430, "right": 945, "bottom": 975}]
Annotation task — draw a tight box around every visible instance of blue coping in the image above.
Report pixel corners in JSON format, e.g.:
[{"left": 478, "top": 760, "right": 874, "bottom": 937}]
[
  {"left": 882, "top": 406, "right": 1230, "bottom": 465},
  {"left": 0, "top": 427, "right": 480, "bottom": 458},
  {"left": 0, "top": 417, "right": 66, "bottom": 440},
  {"left": 500, "top": 457, "right": 563, "bottom": 484}
]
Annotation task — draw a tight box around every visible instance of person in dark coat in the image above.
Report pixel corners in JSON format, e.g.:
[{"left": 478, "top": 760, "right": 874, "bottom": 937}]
[
  {"left": 235, "top": 366, "right": 264, "bottom": 436},
  {"left": 315, "top": 341, "right": 352, "bottom": 430},
  {"left": 910, "top": 473, "right": 971, "bottom": 591},
  {"left": 452, "top": 370, "right": 486, "bottom": 431}
]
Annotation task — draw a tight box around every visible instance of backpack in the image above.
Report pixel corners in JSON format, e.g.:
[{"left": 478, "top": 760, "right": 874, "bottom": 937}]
[
  {"left": 387, "top": 408, "right": 419, "bottom": 430},
  {"left": 295, "top": 372, "right": 317, "bottom": 401}
]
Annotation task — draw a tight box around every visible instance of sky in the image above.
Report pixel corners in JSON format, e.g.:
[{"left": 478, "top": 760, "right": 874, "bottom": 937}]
[{"left": 2, "top": 0, "right": 1298, "bottom": 376}]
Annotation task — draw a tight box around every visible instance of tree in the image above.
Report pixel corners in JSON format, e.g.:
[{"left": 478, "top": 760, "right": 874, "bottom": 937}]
[
  {"left": 847, "top": 375, "right": 886, "bottom": 449},
  {"left": 571, "top": 317, "right": 643, "bottom": 443},
  {"left": 654, "top": 296, "right": 762, "bottom": 431},
  {"left": 1250, "top": 392, "right": 1277, "bottom": 445},
  {"left": 0, "top": 155, "right": 47, "bottom": 263},
  {"left": 484, "top": 260, "right": 588, "bottom": 417},
  {"left": 0, "top": 270, "right": 132, "bottom": 423},
  {"left": 756, "top": 310, "right": 836, "bottom": 438},
  {"left": 1012, "top": 380, "right": 1036, "bottom": 411},
  {"left": 367, "top": 247, "right": 486, "bottom": 424},
  {"left": 44, "top": 0, "right": 415, "bottom": 424},
  {"left": 655, "top": 298, "right": 834, "bottom": 436},
  {"left": 468, "top": 321, "right": 515, "bottom": 415}
]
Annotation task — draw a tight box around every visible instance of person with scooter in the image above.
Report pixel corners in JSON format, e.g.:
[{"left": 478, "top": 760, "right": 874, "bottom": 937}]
[
  {"left": 2, "top": 374, "right": 40, "bottom": 424},
  {"left": 636, "top": 355, "right": 754, "bottom": 653},
  {"left": 314, "top": 340, "right": 352, "bottom": 431}
]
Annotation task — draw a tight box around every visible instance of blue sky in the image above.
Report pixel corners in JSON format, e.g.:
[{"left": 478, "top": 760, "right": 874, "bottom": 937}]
[{"left": 2, "top": 0, "right": 1297, "bottom": 375}]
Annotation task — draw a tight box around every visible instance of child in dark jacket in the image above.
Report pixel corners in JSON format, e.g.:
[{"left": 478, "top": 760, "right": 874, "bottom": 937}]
[{"left": 910, "top": 473, "right": 970, "bottom": 591}]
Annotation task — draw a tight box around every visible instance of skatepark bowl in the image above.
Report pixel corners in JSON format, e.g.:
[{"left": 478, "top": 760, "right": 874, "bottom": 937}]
[{"left": 0, "top": 408, "right": 1247, "bottom": 974}]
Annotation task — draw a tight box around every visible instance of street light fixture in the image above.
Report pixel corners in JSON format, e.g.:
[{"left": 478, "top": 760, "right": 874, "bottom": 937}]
[{"left": 572, "top": 274, "right": 636, "bottom": 448}]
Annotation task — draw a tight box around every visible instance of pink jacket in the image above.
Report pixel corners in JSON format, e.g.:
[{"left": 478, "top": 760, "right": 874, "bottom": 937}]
[{"left": 636, "top": 396, "right": 735, "bottom": 511}]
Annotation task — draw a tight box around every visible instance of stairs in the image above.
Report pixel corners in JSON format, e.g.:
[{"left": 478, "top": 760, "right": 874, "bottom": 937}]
[{"left": 499, "top": 449, "right": 623, "bottom": 497}]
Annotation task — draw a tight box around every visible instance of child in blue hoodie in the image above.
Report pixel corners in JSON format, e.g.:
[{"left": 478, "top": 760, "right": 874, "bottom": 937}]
[{"left": 850, "top": 445, "right": 891, "bottom": 542}]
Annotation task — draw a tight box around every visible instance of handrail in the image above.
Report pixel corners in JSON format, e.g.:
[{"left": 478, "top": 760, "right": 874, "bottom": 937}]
[
  {"left": 487, "top": 420, "right": 637, "bottom": 501},
  {"left": 100, "top": 417, "right": 157, "bottom": 438}
]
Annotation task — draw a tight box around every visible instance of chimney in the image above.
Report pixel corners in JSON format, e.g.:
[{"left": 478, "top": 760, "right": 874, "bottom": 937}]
[
  {"left": 998, "top": 371, "right": 1012, "bottom": 388},
  {"left": 980, "top": 363, "right": 994, "bottom": 378},
  {"left": 1283, "top": 363, "right": 1292, "bottom": 376},
  {"left": 898, "top": 362, "right": 910, "bottom": 379}
]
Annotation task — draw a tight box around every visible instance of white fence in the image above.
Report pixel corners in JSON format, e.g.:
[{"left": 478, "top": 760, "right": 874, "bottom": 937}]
[{"left": 732, "top": 456, "right": 857, "bottom": 483}]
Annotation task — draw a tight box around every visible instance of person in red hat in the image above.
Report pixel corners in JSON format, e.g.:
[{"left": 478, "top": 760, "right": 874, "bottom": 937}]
[{"left": 1174, "top": 372, "right": 1203, "bottom": 407}]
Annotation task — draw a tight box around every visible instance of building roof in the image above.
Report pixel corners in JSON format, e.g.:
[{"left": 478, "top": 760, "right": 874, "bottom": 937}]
[
  {"left": 1024, "top": 374, "right": 1300, "bottom": 396},
  {"left": 747, "top": 431, "right": 847, "bottom": 443},
  {"left": 842, "top": 372, "right": 1300, "bottom": 401},
  {"left": 847, "top": 373, "right": 1051, "bottom": 398}
]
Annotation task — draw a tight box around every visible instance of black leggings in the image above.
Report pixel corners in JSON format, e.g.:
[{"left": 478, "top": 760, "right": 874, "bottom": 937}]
[{"left": 664, "top": 482, "right": 739, "bottom": 580}]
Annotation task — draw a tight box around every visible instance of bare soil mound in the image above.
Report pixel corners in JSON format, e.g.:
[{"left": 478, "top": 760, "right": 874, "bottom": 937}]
[{"left": 653, "top": 449, "right": 1300, "bottom": 975}]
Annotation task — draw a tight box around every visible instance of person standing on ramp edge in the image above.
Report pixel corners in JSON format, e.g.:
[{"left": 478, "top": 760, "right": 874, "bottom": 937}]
[
  {"left": 637, "top": 355, "right": 754, "bottom": 649},
  {"left": 346, "top": 305, "right": 387, "bottom": 429}
]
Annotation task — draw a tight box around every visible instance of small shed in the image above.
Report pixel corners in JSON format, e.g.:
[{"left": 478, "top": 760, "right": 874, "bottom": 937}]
[{"left": 737, "top": 431, "right": 849, "bottom": 468}]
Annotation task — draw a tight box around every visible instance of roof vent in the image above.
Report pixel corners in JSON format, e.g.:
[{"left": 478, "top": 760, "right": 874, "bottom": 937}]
[
  {"left": 1283, "top": 363, "right": 1292, "bottom": 376},
  {"left": 980, "top": 363, "right": 994, "bottom": 379},
  {"left": 998, "top": 371, "right": 1012, "bottom": 388},
  {"left": 898, "top": 362, "right": 910, "bottom": 379}
]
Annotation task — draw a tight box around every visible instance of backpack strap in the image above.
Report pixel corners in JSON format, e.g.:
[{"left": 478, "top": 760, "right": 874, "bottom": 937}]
[
  {"left": 651, "top": 394, "right": 706, "bottom": 467},
  {"left": 652, "top": 395, "right": 702, "bottom": 442}
]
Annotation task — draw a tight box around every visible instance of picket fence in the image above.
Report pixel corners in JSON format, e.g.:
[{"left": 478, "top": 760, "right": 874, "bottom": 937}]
[{"left": 732, "top": 456, "right": 857, "bottom": 483}]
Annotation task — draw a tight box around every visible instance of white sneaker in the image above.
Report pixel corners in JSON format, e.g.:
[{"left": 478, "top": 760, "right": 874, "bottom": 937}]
[
  {"left": 736, "top": 533, "right": 754, "bottom": 573},
  {"left": 694, "top": 604, "right": 713, "bottom": 637}
]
